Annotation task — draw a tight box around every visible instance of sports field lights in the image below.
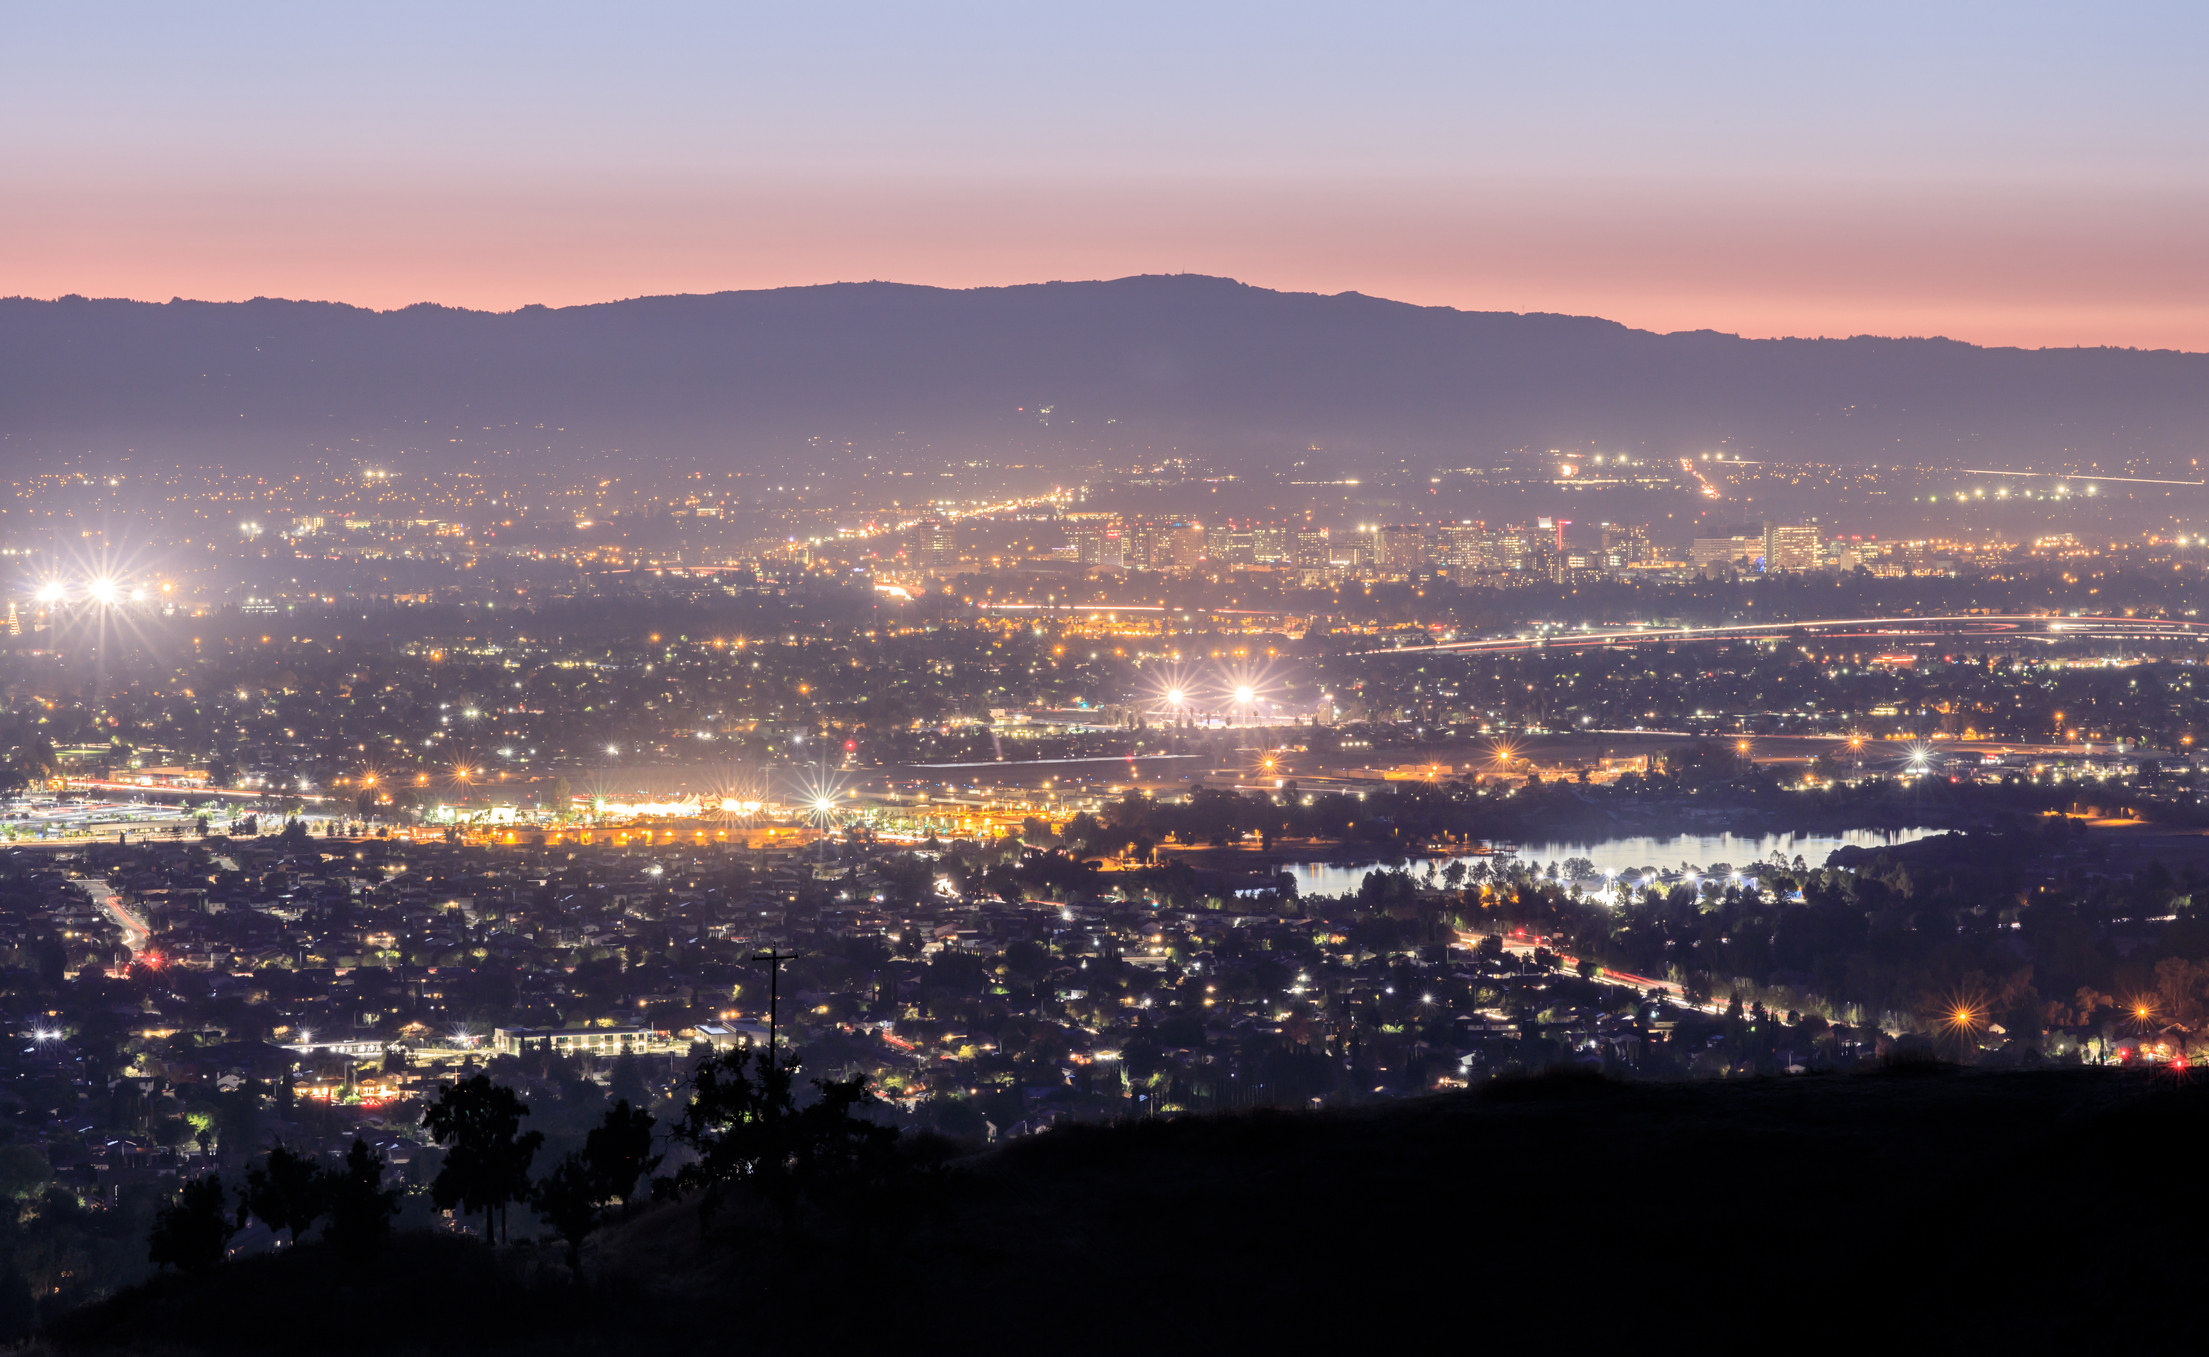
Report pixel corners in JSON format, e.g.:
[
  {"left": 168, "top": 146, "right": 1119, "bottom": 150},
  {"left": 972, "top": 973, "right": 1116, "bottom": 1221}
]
[{"left": 30, "top": 577, "right": 140, "bottom": 605}]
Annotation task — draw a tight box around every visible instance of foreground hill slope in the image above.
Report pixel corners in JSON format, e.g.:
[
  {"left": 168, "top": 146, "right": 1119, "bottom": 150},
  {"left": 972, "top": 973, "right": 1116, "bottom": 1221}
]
[
  {"left": 43, "top": 1066, "right": 2209, "bottom": 1353},
  {"left": 5, "top": 276, "right": 2204, "bottom": 469}
]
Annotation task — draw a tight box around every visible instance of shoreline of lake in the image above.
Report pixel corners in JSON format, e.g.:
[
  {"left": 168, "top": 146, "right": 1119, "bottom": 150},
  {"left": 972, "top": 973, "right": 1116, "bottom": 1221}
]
[{"left": 1279, "top": 827, "right": 1942, "bottom": 896}]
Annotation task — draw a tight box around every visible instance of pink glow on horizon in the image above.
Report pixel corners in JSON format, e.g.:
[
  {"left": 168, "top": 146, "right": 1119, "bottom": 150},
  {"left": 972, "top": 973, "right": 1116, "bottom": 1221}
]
[
  {"left": 7, "top": 173, "right": 2206, "bottom": 351},
  {"left": 11, "top": 7, "right": 2209, "bottom": 351}
]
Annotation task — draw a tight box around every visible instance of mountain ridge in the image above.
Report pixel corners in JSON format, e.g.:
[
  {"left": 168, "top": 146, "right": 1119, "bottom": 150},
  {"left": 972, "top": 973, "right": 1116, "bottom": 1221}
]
[{"left": 2, "top": 274, "right": 2203, "bottom": 472}]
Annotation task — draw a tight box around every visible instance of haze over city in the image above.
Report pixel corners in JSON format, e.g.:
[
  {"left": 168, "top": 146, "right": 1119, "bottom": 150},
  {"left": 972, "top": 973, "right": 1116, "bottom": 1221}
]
[{"left": 2, "top": 5, "right": 2207, "bottom": 1355}]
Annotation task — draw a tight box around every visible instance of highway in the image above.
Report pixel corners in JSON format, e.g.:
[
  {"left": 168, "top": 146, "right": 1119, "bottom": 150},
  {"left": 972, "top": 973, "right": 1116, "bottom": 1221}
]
[
  {"left": 1380, "top": 612, "right": 2209, "bottom": 657},
  {"left": 65, "top": 778, "right": 331, "bottom": 804},
  {"left": 1457, "top": 927, "right": 1721, "bottom": 1015},
  {"left": 70, "top": 877, "right": 152, "bottom": 960}
]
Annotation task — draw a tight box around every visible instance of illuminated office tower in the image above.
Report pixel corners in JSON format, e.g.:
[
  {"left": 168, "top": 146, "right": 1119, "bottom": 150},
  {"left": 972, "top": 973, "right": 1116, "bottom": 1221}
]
[
  {"left": 1372, "top": 524, "right": 1427, "bottom": 573},
  {"left": 1764, "top": 523, "right": 1820, "bottom": 572}
]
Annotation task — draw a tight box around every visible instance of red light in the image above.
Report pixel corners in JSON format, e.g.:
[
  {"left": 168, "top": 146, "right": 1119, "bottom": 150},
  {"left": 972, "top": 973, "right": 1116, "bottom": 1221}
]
[{"left": 845, "top": 740, "right": 856, "bottom": 752}]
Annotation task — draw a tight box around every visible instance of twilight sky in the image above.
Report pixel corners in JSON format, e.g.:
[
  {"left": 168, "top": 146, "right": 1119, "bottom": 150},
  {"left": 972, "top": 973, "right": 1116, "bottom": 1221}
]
[{"left": 5, "top": 2, "right": 2206, "bottom": 349}]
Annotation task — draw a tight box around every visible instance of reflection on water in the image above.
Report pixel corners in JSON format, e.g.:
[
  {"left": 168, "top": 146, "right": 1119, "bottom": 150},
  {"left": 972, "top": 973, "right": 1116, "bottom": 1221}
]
[{"left": 1289, "top": 827, "right": 1938, "bottom": 896}]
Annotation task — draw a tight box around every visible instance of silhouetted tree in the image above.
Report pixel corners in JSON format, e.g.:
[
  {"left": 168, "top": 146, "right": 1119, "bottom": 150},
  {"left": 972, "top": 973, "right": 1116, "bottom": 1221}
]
[
  {"left": 11, "top": 735, "right": 58, "bottom": 785},
  {"left": 669, "top": 1048, "right": 897, "bottom": 1233},
  {"left": 586, "top": 1098, "right": 660, "bottom": 1203},
  {"left": 321, "top": 1139, "right": 401, "bottom": 1260},
  {"left": 148, "top": 1174, "right": 235, "bottom": 1271},
  {"left": 239, "top": 1143, "right": 326, "bottom": 1246},
  {"left": 530, "top": 1099, "right": 659, "bottom": 1278},
  {"left": 607, "top": 1055, "right": 652, "bottom": 1109},
  {"left": 531, "top": 1153, "right": 601, "bottom": 1278},
  {"left": 421, "top": 1075, "right": 543, "bottom": 1244}
]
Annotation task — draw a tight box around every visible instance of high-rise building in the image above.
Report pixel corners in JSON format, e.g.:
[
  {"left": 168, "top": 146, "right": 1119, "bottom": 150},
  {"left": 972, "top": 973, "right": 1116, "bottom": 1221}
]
[
  {"left": 1160, "top": 524, "right": 1207, "bottom": 573},
  {"left": 1125, "top": 521, "right": 1205, "bottom": 572},
  {"left": 1552, "top": 552, "right": 1598, "bottom": 582},
  {"left": 1249, "top": 526, "right": 1291, "bottom": 564},
  {"left": 1691, "top": 525, "right": 1765, "bottom": 569},
  {"left": 1295, "top": 528, "right": 1331, "bottom": 566},
  {"left": 1372, "top": 525, "right": 1426, "bottom": 573},
  {"left": 1072, "top": 524, "right": 1124, "bottom": 567},
  {"left": 920, "top": 519, "right": 954, "bottom": 569},
  {"left": 1599, "top": 523, "right": 1650, "bottom": 569},
  {"left": 1492, "top": 528, "right": 1538, "bottom": 573},
  {"left": 1205, "top": 526, "right": 1250, "bottom": 563},
  {"left": 1437, "top": 522, "right": 1487, "bottom": 568},
  {"left": 1764, "top": 523, "right": 1820, "bottom": 572}
]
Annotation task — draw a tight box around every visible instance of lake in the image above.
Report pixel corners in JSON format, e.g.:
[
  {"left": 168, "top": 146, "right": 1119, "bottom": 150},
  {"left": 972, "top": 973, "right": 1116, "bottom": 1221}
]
[{"left": 1286, "top": 827, "right": 1939, "bottom": 896}]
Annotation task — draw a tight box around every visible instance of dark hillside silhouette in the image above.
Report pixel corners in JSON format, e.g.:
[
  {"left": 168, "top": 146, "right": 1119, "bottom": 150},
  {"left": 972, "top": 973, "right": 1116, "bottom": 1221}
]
[
  {"left": 3, "top": 276, "right": 2203, "bottom": 471},
  {"left": 44, "top": 1068, "right": 2209, "bottom": 1354}
]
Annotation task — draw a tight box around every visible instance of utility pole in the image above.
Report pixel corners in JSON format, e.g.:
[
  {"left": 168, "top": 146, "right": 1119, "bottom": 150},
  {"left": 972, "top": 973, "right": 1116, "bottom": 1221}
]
[{"left": 752, "top": 948, "right": 798, "bottom": 1068}]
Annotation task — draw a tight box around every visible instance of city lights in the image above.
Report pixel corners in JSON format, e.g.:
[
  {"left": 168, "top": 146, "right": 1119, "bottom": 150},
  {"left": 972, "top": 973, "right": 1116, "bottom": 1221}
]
[
  {"left": 5, "top": 10, "right": 2207, "bottom": 1325},
  {"left": 23, "top": 573, "right": 155, "bottom": 609},
  {"left": 0, "top": 278, "right": 2193, "bottom": 1252}
]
